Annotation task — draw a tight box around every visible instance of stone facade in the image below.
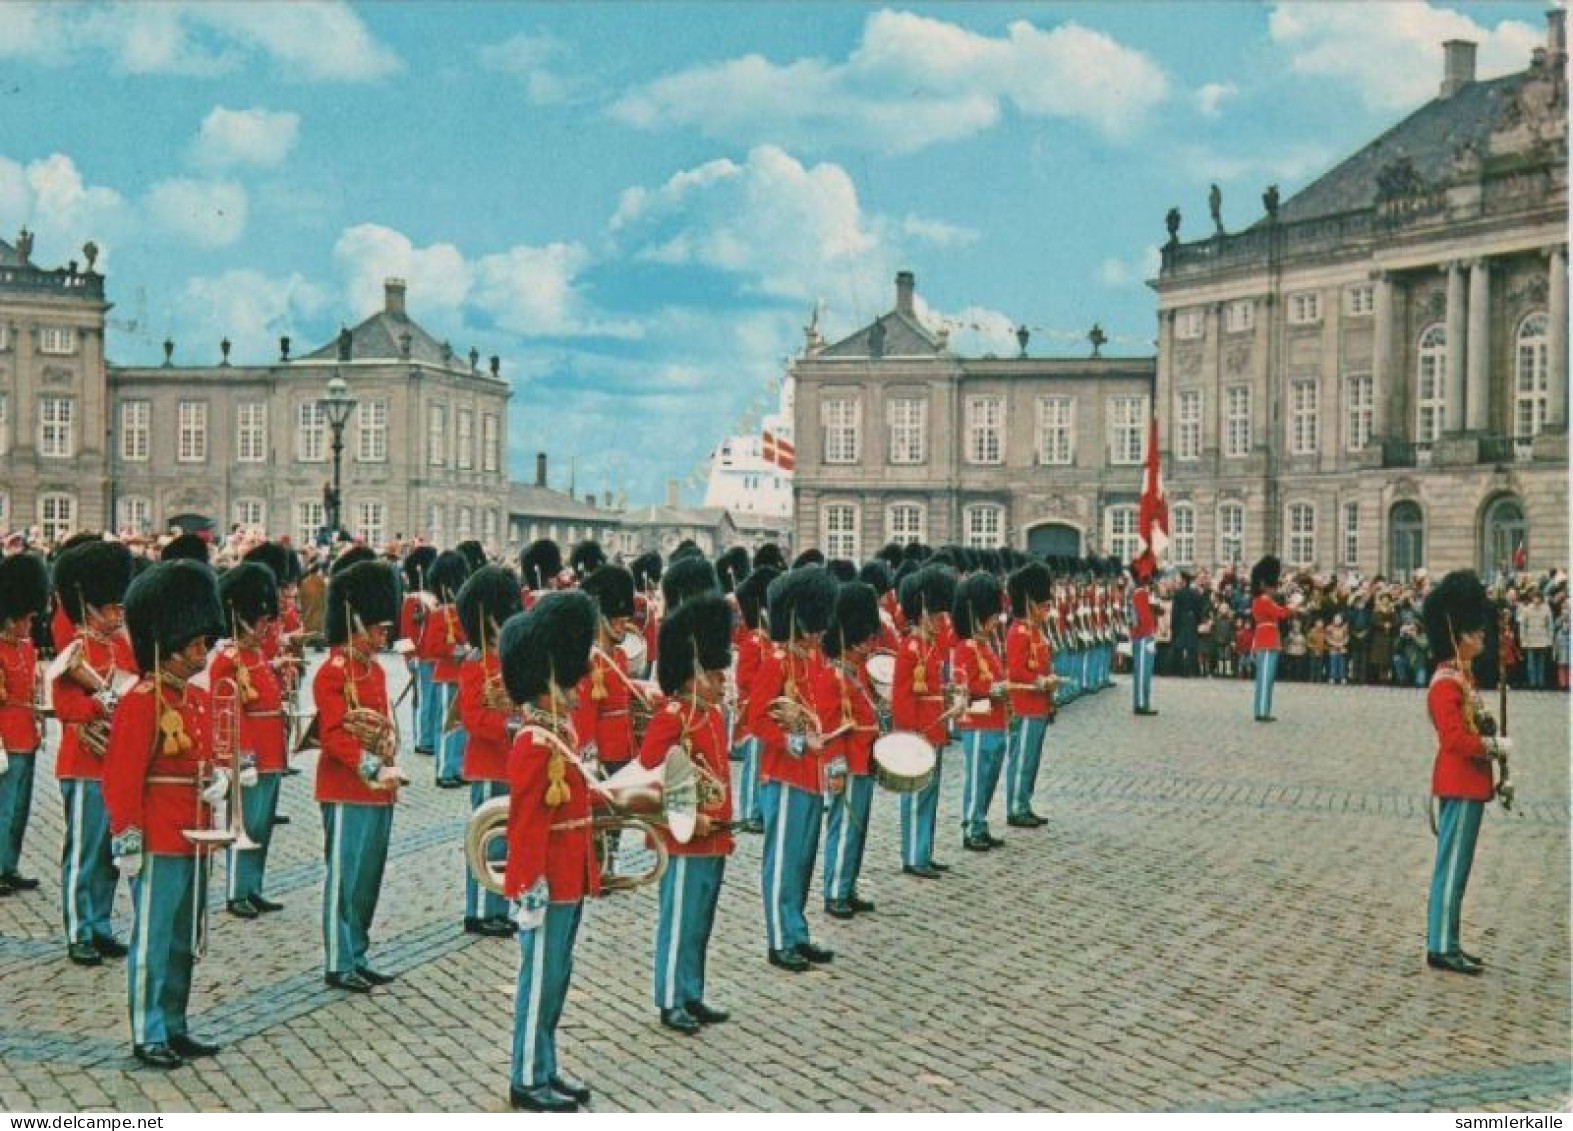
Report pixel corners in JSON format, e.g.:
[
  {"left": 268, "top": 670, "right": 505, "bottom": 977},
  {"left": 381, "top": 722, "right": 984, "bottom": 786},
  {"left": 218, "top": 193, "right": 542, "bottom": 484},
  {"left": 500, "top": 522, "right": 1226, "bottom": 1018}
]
[
  {"left": 793, "top": 271, "right": 1156, "bottom": 559},
  {"left": 1152, "top": 19, "right": 1568, "bottom": 578}
]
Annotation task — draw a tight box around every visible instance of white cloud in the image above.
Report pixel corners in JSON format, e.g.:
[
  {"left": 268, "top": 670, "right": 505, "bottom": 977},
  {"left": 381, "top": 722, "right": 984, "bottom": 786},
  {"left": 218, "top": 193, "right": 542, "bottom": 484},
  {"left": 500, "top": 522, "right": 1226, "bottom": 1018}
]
[
  {"left": 1097, "top": 245, "right": 1162, "bottom": 288},
  {"left": 913, "top": 298, "right": 1020, "bottom": 357},
  {"left": 333, "top": 223, "right": 472, "bottom": 319},
  {"left": 171, "top": 269, "right": 331, "bottom": 363},
  {"left": 479, "top": 31, "right": 584, "bottom": 105},
  {"left": 1195, "top": 82, "right": 1238, "bottom": 118},
  {"left": 192, "top": 106, "right": 300, "bottom": 168},
  {"left": 1267, "top": 2, "right": 1540, "bottom": 112},
  {"left": 145, "top": 177, "right": 248, "bottom": 248},
  {"left": 0, "top": 153, "right": 131, "bottom": 265},
  {"left": 0, "top": 1, "right": 400, "bottom": 81},
  {"left": 473, "top": 243, "right": 641, "bottom": 338},
  {"left": 1175, "top": 142, "right": 1336, "bottom": 188},
  {"left": 610, "top": 9, "right": 1168, "bottom": 153},
  {"left": 902, "top": 213, "right": 977, "bottom": 248}
]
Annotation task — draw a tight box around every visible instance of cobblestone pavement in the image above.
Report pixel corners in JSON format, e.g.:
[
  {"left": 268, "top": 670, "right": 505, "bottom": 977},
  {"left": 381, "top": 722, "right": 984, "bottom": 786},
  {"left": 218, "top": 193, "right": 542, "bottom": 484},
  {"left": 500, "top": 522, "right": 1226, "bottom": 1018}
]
[{"left": 1, "top": 659, "right": 1567, "bottom": 1112}]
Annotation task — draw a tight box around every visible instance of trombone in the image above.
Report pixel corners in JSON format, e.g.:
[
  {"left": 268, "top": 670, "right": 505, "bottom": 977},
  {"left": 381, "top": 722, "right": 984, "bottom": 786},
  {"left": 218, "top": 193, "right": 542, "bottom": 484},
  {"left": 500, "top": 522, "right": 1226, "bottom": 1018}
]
[{"left": 179, "top": 675, "right": 257, "bottom": 959}]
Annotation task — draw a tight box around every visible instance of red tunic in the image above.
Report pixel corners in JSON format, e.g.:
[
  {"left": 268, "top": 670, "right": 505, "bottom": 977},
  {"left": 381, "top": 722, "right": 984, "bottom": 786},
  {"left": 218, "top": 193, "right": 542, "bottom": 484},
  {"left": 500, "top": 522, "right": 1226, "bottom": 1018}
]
[
  {"left": 891, "top": 633, "right": 948, "bottom": 748},
  {"left": 505, "top": 720, "right": 598, "bottom": 902},
  {"left": 50, "top": 603, "right": 75, "bottom": 653},
  {"left": 1130, "top": 588, "right": 1157, "bottom": 639},
  {"left": 879, "top": 590, "right": 908, "bottom": 636},
  {"left": 207, "top": 642, "right": 286, "bottom": 772},
  {"left": 417, "top": 606, "right": 467, "bottom": 682},
  {"left": 1005, "top": 620, "right": 1052, "bottom": 719},
  {"left": 397, "top": 593, "right": 427, "bottom": 646},
  {"left": 814, "top": 659, "right": 878, "bottom": 776},
  {"left": 570, "top": 647, "right": 635, "bottom": 764},
  {"left": 458, "top": 653, "right": 511, "bottom": 782},
  {"left": 953, "top": 637, "right": 1006, "bottom": 731},
  {"left": 748, "top": 644, "right": 828, "bottom": 794},
  {"left": 0, "top": 635, "right": 41, "bottom": 754},
  {"left": 733, "top": 627, "right": 769, "bottom": 737},
  {"left": 102, "top": 679, "right": 213, "bottom": 856},
  {"left": 312, "top": 647, "right": 397, "bottom": 806},
  {"left": 1251, "top": 595, "right": 1292, "bottom": 651},
  {"left": 53, "top": 634, "right": 136, "bottom": 781},
  {"left": 1428, "top": 667, "right": 1493, "bottom": 801},
  {"left": 637, "top": 700, "right": 734, "bottom": 857}
]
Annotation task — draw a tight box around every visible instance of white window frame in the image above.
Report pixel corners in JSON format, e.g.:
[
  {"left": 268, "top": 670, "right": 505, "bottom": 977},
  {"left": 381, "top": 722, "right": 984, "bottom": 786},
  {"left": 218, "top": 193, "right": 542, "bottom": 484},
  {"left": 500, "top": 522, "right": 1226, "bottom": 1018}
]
[
  {"left": 1177, "top": 389, "right": 1202, "bottom": 461},
  {"left": 1036, "top": 396, "right": 1074, "bottom": 466},
  {"left": 1175, "top": 308, "right": 1205, "bottom": 341},
  {"left": 117, "top": 495, "right": 153, "bottom": 535},
  {"left": 963, "top": 503, "right": 1005, "bottom": 550},
  {"left": 0, "top": 391, "right": 7, "bottom": 456},
  {"left": 427, "top": 504, "right": 444, "bottom": 543},
  {"left": 1108, "top": 396, "right": 1147, "bottom": 466},
  {"left": 1105, "top": 505, "right": 1139, "bottom": 563},
  {"left": 296, "top": 500, "right": 325, "bottom": 545},
  {"left": 823, "top": 397, "right": 861, "bottom": 465},
  {"left": 297, "top": 402, "right": 328, "bottom": 463},
  {"left": 0, "top": 324, "right": 9, "bottom": 351},
  {"left": 887, "top": 397, "right": 926, "bottom": 465},
  {"left": 429, "top": 403, "right": 447, "bottom": 468},
  {"left": 1224, "top": 300, "right": 1254, "bottom": 334},
  {"left": 1416, "top": 324, "right": 1447, "bottom": 444},
  {"left": 1345, "top": 285, "right": 1374, "bottom": 317},
  {"left": 457, "top": 506, "right": 474, "bottom": 539},
  {"left": 482, "top": 413, "right": 500, "bottom": 473},
  {"left": 356, "top": 400, "right": 388, "bottom": 464},
  {"left": 1345, "top": 372, "right": 1373, "bottom": 453},
  {"left": 1514, "top": 312, "right": 1549, "bottom": 440},
  {"left": 1342, "top": 501, "right": 1360, "bottom": 568},
  {"left": 232, "top": 498, "right": 266, "bottom": 530},
  {"left": 120, "top": 399, "right": 150, "bottom": 462},
  {"left": 39, "top": 326, "right": 77, "bottom": 355},
  {"left": 1218, "top": 502, "right": 1244, "bottom": 566},
  {"left": 39, "top": 396, "right": 74, "bottom": 458},
  {"left": 1224, "top": 385, "right": 1251, "bottom": 458},
  {"left": 1288, "top": 292, "right": 1323, "bottom": 325},
  {"left": 1171, "top": 503, "right": 1196, "bottom": 567},
  {"left": 482, "top": 508, "right": 498, "bottom": 544},
  {"left": 236, "top": 401, "right": 267, "bottom": 463},
  {"left": 357, "top": 500, "right": 386, "bottom": 545},
  {"left": 822, "top": 502, "right": 859, "bottom": 559},
  {"left": 457, "top": 408, "right": 474, "bottom": 471},
  {"left": 886, "top": 501, "right": 927, "bottom": 545},
  {"left": 966, "top": 395, "right": 1004, "bottom": 465},
  {"left": 177, "top": 400, "right": 208, "bottom": 463},
  {"left": 38, "top": 492, "right": 75, "bottom": 541},
  {"left": 1286, "top": 502, "right": 1316, "bottom": 568},
  {"left": 1289, "top": 380, "right": 1319, "bottom": 456}
]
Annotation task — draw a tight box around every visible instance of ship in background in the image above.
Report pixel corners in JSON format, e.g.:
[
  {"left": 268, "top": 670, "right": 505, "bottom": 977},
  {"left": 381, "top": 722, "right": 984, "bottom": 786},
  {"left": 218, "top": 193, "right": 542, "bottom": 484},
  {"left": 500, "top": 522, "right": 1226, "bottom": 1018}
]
[{"left": 702, "top": 367, "right": 795, "bottom": 549}]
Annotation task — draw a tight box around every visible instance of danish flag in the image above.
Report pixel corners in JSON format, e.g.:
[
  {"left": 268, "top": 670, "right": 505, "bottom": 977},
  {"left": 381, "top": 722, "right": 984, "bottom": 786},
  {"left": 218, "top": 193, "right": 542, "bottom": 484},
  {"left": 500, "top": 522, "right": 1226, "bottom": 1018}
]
[
  {"left": 762, "top": 430, "right": 796, "bottom": 471},
  {"left": 1134, "top": 414, "right": 1168, "bottom": 576}
]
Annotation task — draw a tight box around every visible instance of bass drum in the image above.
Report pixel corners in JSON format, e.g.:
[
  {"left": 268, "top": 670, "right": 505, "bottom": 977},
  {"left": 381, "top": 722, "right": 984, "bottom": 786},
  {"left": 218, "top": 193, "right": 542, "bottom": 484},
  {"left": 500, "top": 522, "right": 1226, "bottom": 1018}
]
[
  {"left": 618, "top": 629, "right": 650, "bottom": 679},
  {"left": 871, "top": 730, "right": 936, "bottom": 794},
  {"left": 864, "top": 651, "right": 896, "bottom": 702}
]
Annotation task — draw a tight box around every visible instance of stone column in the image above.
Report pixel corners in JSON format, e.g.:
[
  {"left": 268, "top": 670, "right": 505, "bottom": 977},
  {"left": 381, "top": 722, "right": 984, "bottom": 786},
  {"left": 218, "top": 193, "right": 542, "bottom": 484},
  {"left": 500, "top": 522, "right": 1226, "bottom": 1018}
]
[
  {"left": 1371, "top": 272, "right": 1393, "bottom": 438},
  {"left": 1549, "top": 246, "right": 1568, "bottom": 430},
  {"left": 1465, "top": 258, "right": 1491, "bottom": 432},
  {"left": 1445, "top": 261, "right": 1467, "bottom": 432}
]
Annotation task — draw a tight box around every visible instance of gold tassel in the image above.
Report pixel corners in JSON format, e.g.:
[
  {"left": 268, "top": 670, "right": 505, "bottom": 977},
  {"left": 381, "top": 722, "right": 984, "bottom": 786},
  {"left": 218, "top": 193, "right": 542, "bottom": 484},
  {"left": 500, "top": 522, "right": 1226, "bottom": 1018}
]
[
  {"left": 590, "top": 656, "right": 607, "bottom": 702},
  {"left": 913, "top": 652, "right": 928, "bottom": 694},
  {"left": 235, "top": 658, "right": 260, "bottom": 704},
  {"left": 544, "top": 749, "right": 570, "bottom": 806},
  {"left": 158, "top": 703, "right": 192, "bottom": 755}
]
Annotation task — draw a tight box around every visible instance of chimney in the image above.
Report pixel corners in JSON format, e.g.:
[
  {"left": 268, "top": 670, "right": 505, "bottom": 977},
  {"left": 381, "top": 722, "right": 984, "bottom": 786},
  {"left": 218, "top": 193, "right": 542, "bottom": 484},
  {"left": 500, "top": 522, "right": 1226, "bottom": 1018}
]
[
  {"left": 384, "top": 277, "right": 407, "bottom": 317},
  {"left": 895, "top": 270, "right": 915, "bottom": 317},
  {"left": 666, "top": 479, "right": 681, "bottom": 508},
  {"left": 535, "top": 452, "right": 548, "bottom": 488},
  {"left": 1440, "top": 40, "right": 1477, "bottom": 97},
  {"left": 1549, "top": 9, "right": 1567, "bottom": 61}
]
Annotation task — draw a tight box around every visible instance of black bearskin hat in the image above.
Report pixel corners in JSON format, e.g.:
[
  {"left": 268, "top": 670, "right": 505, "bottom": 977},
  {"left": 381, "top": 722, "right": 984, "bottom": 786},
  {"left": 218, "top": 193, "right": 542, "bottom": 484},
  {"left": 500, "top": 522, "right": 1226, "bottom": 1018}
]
[
  {"left": 876, "top": 542, "right": 905, "bottom": 568},
  {"left": 903, "top": 542, "right": 930, "bottom": 563},
  {"left": 953, "top": 571, "right": 1004, "bottom": 640},
  {"left": 519, "top": 539, "right": 564, "bottom": 590},
  {"left": 671, "top": 539, "right": 703, "bottom": 562},
  {"left": 428, "top": 549, "right": 470, "bottom": 603},
  {"left": 656, "top": 594, "right": 733, "bottom": 696},
  {"left": 893, "top": 558, "right": 920, "bottom": 589},
  {"left": 402, "top": 545, "right": 438, "bottom": 593},
  {"left": 899, "top": 564, "right": 957, "bottom": 624},
  {"left": 1423, "top": 570, "right": 1493, "bottom": 663},
  {"left": 53, "top": 540, "right": 134, "bottom": 624},
  {"left": 160, "top": 532, "right": 210, "bottom": 564},
  {"left": 753, "top": 542, "right": 787, "bottom": 571},
  {"left": 581, "top": 564, "right": 636, "bottom": 620},
  {"left": 827, "top": 558, "right": 858, "bottom": 584},
  {"left": 457, "top": 564, "right": 523, "bottom": 651},
  {"left": 859, "top": 559, "right": 893, "bottom": 595},
  {"left": 330, "top": 544, "right": 377, "bottom": 575},
  {"left": 766, "top": 566, "right": 838, "bottom": 642},
  {"left": 792, "top": 548, "right": 825, "bottom": 569},
  {"left": 1250, "top": 554, "right": 1282, "bottom": 594},
  {"left": 325, "top": 560, "right": 402, "bottom": 645},
  {"left": 630, "top": 551, "right": 663, "bottom": 592},
  {"left": 716, "top": 546, "right": 751, "bottom": 594},
  {"left": 569, "top": 539, "right": 607, "bottom": 578},
  {"left": 125, "top": 560, "right": 223, "bottom": 673},
  {"left": 1007, "top": 561, "right": 1052, "bottom": 619},
  {"left": 735, "top": 565, "right": 779, "bottom": 632},
  {"left": 0, "top": 552, "right": 51, "bottom": 624},
  {"left": 55, "top": 531, "right": 104, "bottom": 556},
  {"left": 824, "top": 581, "right": 880, "bottom": 660},
  {"left": 455, "top": 539, "right": 487, "bottom": 574},
  {"left": 244, "top": 541, "right": 302, "bottom": 586},
  {"left": 217, "top": 562, "right": 280, "bottom": 629},
  {"left": 662, "top": 554, "right": 720, "bottom": 610},
  {"left": 499, "top": 590, "right": 596, "bottom": 704}
]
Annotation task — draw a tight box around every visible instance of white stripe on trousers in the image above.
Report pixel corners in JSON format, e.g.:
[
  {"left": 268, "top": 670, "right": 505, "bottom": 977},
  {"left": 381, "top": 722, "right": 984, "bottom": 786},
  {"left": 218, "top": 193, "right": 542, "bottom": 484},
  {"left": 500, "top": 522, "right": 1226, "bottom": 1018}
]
[
  {"left": 130, "top": 856, "right": 155, "bottom": 1045},
  {"left": 661, "top": 858, "right": 687, "bottom": 1009},
  {"left": 325, "top": 805, "right": 344, "bottom": 973},
  {"left": 65, "top": 783, "right": 86, "bottom": 942},
  {"left": 522, "top": 917, "right": 547, "bottom": 1086},
  {"left": 767, "top": 785, "right": 789, "bottom": 950}
]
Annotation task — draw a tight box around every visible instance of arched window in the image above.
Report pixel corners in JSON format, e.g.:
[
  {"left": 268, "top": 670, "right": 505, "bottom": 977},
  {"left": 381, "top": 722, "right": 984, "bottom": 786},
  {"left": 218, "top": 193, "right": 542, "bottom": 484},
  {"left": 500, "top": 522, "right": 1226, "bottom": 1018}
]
[
  {"left": 1481, "top": 496, "right": 1527, "bottom": 576},
  {"left": 1286, "top": 502, "right": 1316, "bottom": 567},
  {"left": 1217, "top": 503, "right": 1244, "bottom": 566},
  {"left": 1416, "top": 324, "right": 1447, "bottom": 443},
  {"left": 1514, "top": 312, "right": 1549, "bottom": 439},
  {"left": 118, "top": 495, "right": 154, "bottom": 535},
  {"left": 1388, "top": 501, "right": 1424, "bottom": 579}
]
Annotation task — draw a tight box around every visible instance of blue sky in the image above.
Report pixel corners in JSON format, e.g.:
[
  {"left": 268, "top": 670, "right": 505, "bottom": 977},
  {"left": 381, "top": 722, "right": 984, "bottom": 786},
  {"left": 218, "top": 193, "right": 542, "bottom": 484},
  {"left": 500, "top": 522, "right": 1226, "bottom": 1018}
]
[{"left": 0, "top": 1, "right": 1551, "bottom": 502}]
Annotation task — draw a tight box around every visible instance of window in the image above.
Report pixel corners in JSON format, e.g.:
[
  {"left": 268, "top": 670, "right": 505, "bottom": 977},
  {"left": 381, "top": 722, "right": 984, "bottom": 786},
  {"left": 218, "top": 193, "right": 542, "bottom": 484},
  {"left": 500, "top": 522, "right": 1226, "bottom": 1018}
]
[
  {"left": 177, "top": 400, "right": 207, "bottom": 463},
  {"left": 0, "top": 391, "right": 7, "bottom": 455},
  {"left": 1345, "top": 372, "right": 1373, "bottom": 452},
  {"left": 1176, "top": 390, "right": 1202, "bottom": 461},
  {"left": 1390, "top": 501, "right": 1424, "bottom": 578},
  {"left": 1171, "top": 504, "right": 1195, "bottom": 566},
  {"left": 233, "top": 498, "right": 266, "bottom": 529},
  {"left": 0, "top": 491, "right": 7, "bottom": 528},
  {"left": 357, "top": 501, "right": 386, "bottom": 546},
  {"left": 886, "top": 502, "right": 926, "bottom": 545},
  {"left": 1342, "top": 502, "right": 1360, "bottom": 568},
  {"left": 1481, "top": 496, "right": 1526, "bottom": 577},
  {"left": 1288, "top": 292, "right": 1322, "bottom": 325},
  {"left": 457, "top": 506, "right": 474, "bottom": 539},
  {"left": 482, "top": 508, "right": 498, "bottom": 544},
  {"left": 1345, "top": 285, "right": 1374, "bottom": 316},
  {"left": 1416, "top": 324, "right": 1447, "bottom": 443},
  {"left": 1218, "top": 502, "right": 1244, "bottom": 565},
  {"left": 964, "top": 504, "right": 1004, "bottom": 549},
  {"left": 117, "top": 495, "right": 152, "bottom": 534},
  {"left": 887, "top": 397, "right": 926, "bottom": 464},
  {"left": 429, "top": 403, "right": 447, "bottom": 467},
  {"left": 426, "top": 504, "right": 444, "bottom": 542},
  {"left": 1224, "top": 300, "right": 1254, "bottom": 334},
  {"left": 823, "top": 503, "right": 859, "bottom": 559},
  {"left": 1105, "top": 505, "right": 1139, "bottom": 563},
  {"left": 1109, "top": 396, "right": 1147, "bottom": 465},
  {"left": 1514, "top": 312, "right": 1549, "bottom": 439},
  {"left": 482, "top": 414, "right": 500, "bottom": 472},
  {"left": 119, "top": 400, "right": 149, "bottom": 462},
  {"left": 457, "top": 409, "right": 474, "bottom": 470},
  {"left": 0, "top": 324, "right": 9, "bottom": 351},
  {"left": 356, "top": 400, "right": 388, "bottom": 463},
  {"left": 297, "top": 402, "right": 327, "bottom": 463},
  {"left": 1224, "top": 385, "right": 1252, "bottom": 458},
  {"left": 37, "top": 493, "right": 75, "bottom": 542},
  {"left": 1289, "top": 380, "right": 1318, "bottom": 455},
  {"left": 297, "top": 500, "right": 325, "bottom": 545},
  {"left": 236, "top": 402, "right": 267, "bottom": 463},
  {"left": 966, "top": 396, "right": 1004, "bottom": 464},
  {"left": 823, "top": 397, "right": 860, "bottom": 464},
  {"left": 1036, "top": 397, "right": 1074, "bottom": 465},
  {"left": 39, "top": 326, "right": 77, "bottom": 355},
  {"left": 1286, "top": 503, "right": 1316, "bottom": 567},
  {"left": 1175, "top": 308, "right": 1205, "bottom": 340},
  {"left": 39, "top": 396, "right": 73, "bottom": 458}
]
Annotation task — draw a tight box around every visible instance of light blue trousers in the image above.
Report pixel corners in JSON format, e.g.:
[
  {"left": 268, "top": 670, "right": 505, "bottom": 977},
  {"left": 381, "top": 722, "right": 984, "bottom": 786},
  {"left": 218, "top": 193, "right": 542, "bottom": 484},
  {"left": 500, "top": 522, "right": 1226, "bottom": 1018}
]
[
  {"left": 732, "top": 736, "right": 762, "bottom": 823},
  {"left": 1253, "top": 649, "right": 1280, "bottom": 719},
  {"left": 465, "top": 780, "right": 510, "bottom": 922},
  {"left": 1427, "top": 798, "right": 1484, "bottom": 956},
  {"left": 653, "top": 855, "right": 726, "bottom": 1010},
  {"left": 127, "top": 853, "right": 200, "bottom": 1047},
  {"left": 320, "top": 801, "right": 392, "bottom": 976},
  {"left": 0, "top": 751, "right": 38, "bottom": 874},
  {"left": 822, "top": 774, "right": 874, "bottom": 904},
  {"left": 1132, "top": 636, "right": 1156, "bottom": 711},
  {"left": 437, "top": 683, "right": 467, "bottom": 782},
  {"left": 898, "top": 745, "right": 944, "bottom": 867},
  {"left": 226, "top": 771, "right": 281, "bottom": 903},
  {"left": 960, "top": 728, "right": 1007, "bottom": 839},
  {"left": 759, "top": 780, "right": 823, "bottom": 951},
  {"left": 414, "top": 660, "right": 440, "bottom": 752},
  {"left": 1005, "top": 715, "right": 1048, "bottom": 819},
  {"left": 60, "top": 779, "right": 118, "bottom": 945},
  {"left": 511, "top": 900, "right": 583, "bottom": 1090}
]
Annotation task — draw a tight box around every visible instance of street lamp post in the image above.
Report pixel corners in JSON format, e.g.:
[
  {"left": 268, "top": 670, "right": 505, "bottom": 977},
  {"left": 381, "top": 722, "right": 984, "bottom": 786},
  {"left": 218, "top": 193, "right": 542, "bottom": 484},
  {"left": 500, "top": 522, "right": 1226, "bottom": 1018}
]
[{"left": 321, "top": 374, "right": 357, "bottom": 542}]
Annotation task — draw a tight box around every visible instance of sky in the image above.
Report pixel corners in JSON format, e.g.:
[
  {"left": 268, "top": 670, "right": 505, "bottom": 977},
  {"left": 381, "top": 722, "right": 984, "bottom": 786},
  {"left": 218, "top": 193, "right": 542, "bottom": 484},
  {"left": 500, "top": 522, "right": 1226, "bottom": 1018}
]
[{"left": 0, "top": 1, "right": 1553, "bottom": 503}]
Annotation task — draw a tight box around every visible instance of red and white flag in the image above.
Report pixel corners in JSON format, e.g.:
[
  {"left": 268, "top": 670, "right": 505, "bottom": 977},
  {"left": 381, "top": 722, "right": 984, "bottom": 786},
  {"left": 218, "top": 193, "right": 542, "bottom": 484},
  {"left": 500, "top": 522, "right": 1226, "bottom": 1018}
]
[
  {"left": 762, "top": 430, "right": 796, "bottom": 471},
  {"left": 1134, "top": 414, "right": 1167, "bottom": 576}
]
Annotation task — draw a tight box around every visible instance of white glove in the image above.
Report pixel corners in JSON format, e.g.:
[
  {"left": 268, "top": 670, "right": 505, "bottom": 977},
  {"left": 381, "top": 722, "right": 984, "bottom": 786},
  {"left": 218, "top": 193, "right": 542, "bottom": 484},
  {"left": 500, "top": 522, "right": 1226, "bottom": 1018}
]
[
  {"left": 374, "top": 765, "right": 403, "bottom": 789},
  {"left": 201, "top": 768, "right": 231, "bottom": 804},
  {"left": 1486, "top": 736, "right": 1514, "bottom": 759},
  {"left": 112, "top": 830, "right": 144, "bottom": 877},
  {"left": 510, "top": 877, "right": 549, "bottom": 932},
  {"left": 239, "top": 753, "right": 260, "bottom": 788},
  {"left": 0, "top": 747, "right": 9, "bottom": 776}
]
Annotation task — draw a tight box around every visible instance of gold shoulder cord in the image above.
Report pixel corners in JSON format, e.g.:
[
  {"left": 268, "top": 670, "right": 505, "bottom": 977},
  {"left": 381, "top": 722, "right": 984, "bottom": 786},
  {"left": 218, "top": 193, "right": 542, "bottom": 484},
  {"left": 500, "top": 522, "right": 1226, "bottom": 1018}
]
[{"left": 155, "top": 648, "right": 193, "bottom": 757}]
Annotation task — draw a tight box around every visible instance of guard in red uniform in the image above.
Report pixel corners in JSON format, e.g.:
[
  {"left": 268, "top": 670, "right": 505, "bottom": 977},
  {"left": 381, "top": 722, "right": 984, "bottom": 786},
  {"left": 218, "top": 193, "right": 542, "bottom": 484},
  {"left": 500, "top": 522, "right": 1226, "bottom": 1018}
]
[
  {"left": 212, "top": 563, "right": 287, "bottom": 919},
  {"left": 1129, "top": 557, "right": 1159, "bottom": 716},
  {"left": 953, "top": 572, "right": 1008, "bottom": 851},
  {"left": 400, "top": 545, "right": 440, "bottom": 755},
  {"left": 52, "top": 539, "right": 137, "bottom": 966},
  {"left": 315, "top": 560, "right": 403, "bottom": 994},
  {"left": 0, "top": 552, "right": 50, "bottom": 895},
  {"left": 499, "top": 590, "right": 599, "bottom": 1112},
  {"left": 1004, "top": 561, "right": 1055, "bottom": 828},
  {"left": 1250, "top": 556, "right": 1293, "bottom": 722},
  {"left": 423, "top": 550, "right": 471, "bottom": 788},
  {"left": 518, "top": 539, "right": 564, "bottom": 612},
  {"left": 747, "top": 566, "right": 838, "bottom": 973},
  {"left": 730, "top": 566, "right": 779, "bottom": 834},
  {"left": 893, "top": 565, "right": 957, "bottom": 879},
  {"left": 244, "top": 542, "right": 307, "bottom": 774},
  {"left": 104, "top": 559, "right": 224, "bottom": 1069},
  {"left": 573, "top": 564, "right": 641, "bottom": 778},
  {"left": 641, "top": 594, "right": 735, "bottom": 1034},
  {"left": 630, "top": 551, "right": 664, "bottom": 666},
  {"left": 819, "top": 581, "right": 882, "bottom": 920},
  {"left": 457, "top": 564, "right": 523, "bottom": 939}
]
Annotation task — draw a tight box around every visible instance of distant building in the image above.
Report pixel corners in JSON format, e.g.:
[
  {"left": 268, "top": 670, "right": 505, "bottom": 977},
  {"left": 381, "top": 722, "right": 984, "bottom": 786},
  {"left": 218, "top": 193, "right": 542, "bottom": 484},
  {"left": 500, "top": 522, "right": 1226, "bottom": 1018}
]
[
  {"left": 1152, "top": 16, "right": 1568, "bottom": 577},
  {"left": 703, "top": 368, "right": 795, "bottom": 546},
  {"left": 507, "top": 452, "right": 624, "bottom": 556}
]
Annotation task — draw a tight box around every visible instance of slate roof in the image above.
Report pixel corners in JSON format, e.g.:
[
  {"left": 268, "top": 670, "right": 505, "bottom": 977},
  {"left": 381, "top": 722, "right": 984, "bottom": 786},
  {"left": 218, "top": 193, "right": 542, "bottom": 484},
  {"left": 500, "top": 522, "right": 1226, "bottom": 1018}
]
[
  {"left": 620, "top": 504, "right": 732, "bottom": 529},
  {"left": 506, "top": 484, "right": 606, "bottom": 522},
  {"left": 818, "top": 308, "right": 945, "bottom": 359},
  {"left": 300, "top": 308, "right": 463, "bottom": 368},
  {"left": 0, "top": 237, "right": 20, "bottom": 268}
]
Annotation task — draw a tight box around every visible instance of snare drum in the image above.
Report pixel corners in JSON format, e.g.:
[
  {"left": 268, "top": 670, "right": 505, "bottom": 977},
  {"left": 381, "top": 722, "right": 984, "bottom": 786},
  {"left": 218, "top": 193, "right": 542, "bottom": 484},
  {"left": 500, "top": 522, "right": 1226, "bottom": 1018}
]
[
  {"left": 871, "top": 731, "right": 936, "bottom": 794},
  {"left": 618, "top": 629, "right": 649, "bottom": 678},
  {"left": 864, "top": 651, "right": 896, "bottom": 701}
]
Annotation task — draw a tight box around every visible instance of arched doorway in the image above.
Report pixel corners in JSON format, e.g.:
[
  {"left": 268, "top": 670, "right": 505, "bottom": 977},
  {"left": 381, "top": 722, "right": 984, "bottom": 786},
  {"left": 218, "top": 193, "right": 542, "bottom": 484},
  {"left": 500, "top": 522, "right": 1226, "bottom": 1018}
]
[
  {"left": 1027, "top": 522, "right": 1081, "bottom": 559},
  {"left": 1388, "top": 501, "right": 1424, "bottom": 579},
  {"left": 1481, "top": 495, "right": 1527, "bottom": 576}
]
